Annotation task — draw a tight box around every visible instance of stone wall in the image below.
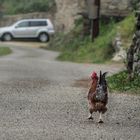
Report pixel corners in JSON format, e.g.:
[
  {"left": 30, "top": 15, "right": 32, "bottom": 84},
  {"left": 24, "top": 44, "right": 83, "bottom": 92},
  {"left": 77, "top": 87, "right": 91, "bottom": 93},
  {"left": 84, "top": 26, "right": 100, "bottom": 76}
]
[
  {"left": 101, "top": 0, "right": 132, "bottom": 17},
  {"left": 54, "top": 0, "right": 84, "bottom": 32}
]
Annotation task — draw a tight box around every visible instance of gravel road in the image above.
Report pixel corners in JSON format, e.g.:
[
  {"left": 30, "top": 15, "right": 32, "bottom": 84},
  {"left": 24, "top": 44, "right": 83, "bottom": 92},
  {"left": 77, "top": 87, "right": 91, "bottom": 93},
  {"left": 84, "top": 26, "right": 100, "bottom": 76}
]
[{"left": 0, "top": 44, "right": 139, "bottom": 140}]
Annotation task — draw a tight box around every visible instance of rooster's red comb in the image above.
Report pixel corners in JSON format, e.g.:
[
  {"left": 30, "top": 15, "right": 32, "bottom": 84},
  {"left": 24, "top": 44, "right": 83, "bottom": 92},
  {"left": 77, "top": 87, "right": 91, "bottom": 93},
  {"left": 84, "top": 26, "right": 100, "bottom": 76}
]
[{"left": 91, "top": 71, "right": 98, "bottom": 79}]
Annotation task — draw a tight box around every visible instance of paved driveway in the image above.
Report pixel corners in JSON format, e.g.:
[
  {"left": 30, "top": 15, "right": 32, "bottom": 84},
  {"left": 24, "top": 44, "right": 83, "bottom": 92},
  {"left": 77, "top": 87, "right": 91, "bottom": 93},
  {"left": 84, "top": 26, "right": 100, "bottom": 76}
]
[{"left": 0, "top": 44, "right": 139, "bottom": 140}]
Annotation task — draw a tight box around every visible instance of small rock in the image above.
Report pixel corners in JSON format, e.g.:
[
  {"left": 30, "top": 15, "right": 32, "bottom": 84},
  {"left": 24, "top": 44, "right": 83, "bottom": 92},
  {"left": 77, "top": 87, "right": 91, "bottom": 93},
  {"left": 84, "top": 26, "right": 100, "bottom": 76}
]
[
  {"left": 128, "top": 117, "right": 131, "bottom": 120},
  {"left": 116, "top": 122, "right": 120, "bottom": 125}
]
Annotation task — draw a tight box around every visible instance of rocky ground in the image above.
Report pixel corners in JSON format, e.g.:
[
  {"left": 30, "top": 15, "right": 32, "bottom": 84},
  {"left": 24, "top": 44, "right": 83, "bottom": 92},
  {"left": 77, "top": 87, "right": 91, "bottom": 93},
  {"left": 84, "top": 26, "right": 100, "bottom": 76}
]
[{"left": 0, "top": 43, "right": 139, "bottom": 140}]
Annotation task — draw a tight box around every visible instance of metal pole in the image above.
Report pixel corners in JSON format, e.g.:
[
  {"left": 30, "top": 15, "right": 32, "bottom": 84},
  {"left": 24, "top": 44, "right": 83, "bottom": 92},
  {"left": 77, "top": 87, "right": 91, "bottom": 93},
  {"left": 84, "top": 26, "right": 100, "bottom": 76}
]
[
  {"left": 92, "top": 0, "right": 100, "bottom": 41},
  {"left": 86, "top": 0, "right": 101, "bottom": 41},
  {"left": 91, "top": 19, "right": 94, "bottom": 42},
  {"left": 97, "top": 0, "right": 100, "bottom": 37}
]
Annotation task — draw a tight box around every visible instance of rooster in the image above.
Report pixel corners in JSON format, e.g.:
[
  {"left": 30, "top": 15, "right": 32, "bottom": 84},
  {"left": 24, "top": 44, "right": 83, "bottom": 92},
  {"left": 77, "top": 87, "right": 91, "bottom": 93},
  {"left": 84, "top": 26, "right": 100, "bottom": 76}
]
[{"left": 87, "top": 71, "right": 108, "bottom": 123}]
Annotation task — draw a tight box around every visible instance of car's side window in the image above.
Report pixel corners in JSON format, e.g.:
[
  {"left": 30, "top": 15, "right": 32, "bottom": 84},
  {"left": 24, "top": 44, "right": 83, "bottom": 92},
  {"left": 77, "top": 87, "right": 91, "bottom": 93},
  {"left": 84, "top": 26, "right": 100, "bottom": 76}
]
[
  {"left": 29, "top": 21, "right": 47, "bottom": 27},
  {"left": 16, "top": 21, "right": 29, "bottom": 28}
]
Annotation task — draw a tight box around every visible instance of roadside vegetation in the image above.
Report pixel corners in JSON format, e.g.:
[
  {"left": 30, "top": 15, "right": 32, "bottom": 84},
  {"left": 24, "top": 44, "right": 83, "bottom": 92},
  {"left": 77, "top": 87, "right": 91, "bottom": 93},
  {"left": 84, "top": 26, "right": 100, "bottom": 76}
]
[
  {"left": 104, "top": 14, "right": 139, "bottom": 94},
  {"left": 0, "top": 46, "right": 12, "bottom": 56},
  {"left": 48, "top": 19, "right": 116, "bottom": 63},
  {"left": 107, "top": 71, "right": 140, "bottom": 94},
  {"left": 48, "top": 14, "right": 135, "bottom": 63},
  {"left": 117, "top": 13, "right": 136, "bottom": 49},
  {"left": 106, "top": 4, "right": 139, "bottom": 94},
  {"left": 1, "top": 0, "right": 55, "bottom": 15}
]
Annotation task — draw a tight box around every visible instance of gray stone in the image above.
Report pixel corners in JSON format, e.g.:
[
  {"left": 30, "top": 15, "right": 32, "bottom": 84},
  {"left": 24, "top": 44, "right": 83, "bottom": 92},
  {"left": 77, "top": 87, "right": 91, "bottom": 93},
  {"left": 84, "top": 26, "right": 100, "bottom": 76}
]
[{"left": 108, "top": 5, "right": 117, "bottom": 10}]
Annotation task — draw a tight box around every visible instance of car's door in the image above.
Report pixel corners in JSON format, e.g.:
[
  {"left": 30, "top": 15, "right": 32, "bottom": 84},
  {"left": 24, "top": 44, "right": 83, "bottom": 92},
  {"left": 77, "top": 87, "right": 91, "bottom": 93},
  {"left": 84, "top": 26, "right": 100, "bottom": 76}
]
[
  {"left": 28, "top": 21, "right": 47, "bottom": 37},
  {"left": 12, "top": 21, "right": 30, "bottom": 38}
]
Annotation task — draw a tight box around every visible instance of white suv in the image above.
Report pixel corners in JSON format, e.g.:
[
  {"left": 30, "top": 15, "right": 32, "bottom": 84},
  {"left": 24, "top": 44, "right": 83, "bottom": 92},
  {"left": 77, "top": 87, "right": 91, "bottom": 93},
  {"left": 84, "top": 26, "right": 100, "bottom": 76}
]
[{"left": 0, "top": 19, "right": 55, "bottom": 42}]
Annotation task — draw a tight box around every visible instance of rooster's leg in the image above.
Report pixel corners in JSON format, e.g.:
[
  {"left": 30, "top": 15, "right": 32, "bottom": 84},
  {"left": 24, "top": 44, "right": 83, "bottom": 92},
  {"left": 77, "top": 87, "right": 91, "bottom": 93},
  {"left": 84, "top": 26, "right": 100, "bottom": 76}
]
[
  {"left": 98, "top": 113, "right": 104, "bottom": 123},
  {"left": 88, "top": 108, "right": 93, "bottom": 120},
  {"left": 88, "top": 114, "right": 93, "bottom": 120}
]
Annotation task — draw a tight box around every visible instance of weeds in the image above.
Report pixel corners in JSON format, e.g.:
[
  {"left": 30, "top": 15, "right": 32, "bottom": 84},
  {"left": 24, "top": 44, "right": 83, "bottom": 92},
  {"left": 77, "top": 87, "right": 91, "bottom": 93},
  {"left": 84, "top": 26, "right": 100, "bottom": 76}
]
[
  {"left": 107, "top": 71, "right": 140, "bottom": 94},
  {"left": 48, "top": 18, "right": 116, "bottom": 63},
  {"left": 0, "top": 47, "right": 12, "bottom": 56}
]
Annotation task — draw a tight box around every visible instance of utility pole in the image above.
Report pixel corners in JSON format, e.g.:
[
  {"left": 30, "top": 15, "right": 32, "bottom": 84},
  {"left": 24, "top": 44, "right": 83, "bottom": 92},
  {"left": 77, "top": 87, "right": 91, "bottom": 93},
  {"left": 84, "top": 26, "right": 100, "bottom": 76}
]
[{"left": 87, "top": 0, "right": 100, "bottom": 41}]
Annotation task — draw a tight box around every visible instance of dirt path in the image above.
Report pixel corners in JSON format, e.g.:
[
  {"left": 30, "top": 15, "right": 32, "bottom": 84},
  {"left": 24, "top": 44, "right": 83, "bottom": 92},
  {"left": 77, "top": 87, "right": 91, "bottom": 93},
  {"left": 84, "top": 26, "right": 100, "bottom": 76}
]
[
  {"left": 0, "top": 43, "right": 139, "bottom": 140},
  {"left": 0, "top": 41, "right": 46, "bottom": 48}
]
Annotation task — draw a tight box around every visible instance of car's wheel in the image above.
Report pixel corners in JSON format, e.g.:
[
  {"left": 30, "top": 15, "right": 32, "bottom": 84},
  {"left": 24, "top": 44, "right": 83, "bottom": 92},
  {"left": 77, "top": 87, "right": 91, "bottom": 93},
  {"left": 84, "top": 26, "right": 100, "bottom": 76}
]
[
  {"left": 2, "top": 33, "right": 12, "bottom": 41},
  {"left": 39, "top": 33, "right": 49, "bottom": 42}
]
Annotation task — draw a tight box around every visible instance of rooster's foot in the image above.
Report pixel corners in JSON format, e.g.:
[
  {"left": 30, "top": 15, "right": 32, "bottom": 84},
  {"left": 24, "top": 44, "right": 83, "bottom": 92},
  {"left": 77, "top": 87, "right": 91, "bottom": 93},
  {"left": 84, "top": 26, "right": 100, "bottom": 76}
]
[
  {"left": 88, "top": 116, "right": 93, "bottom": 120},
  {"left": 98, "top": 119, "right": 104, "bottom": 123}
]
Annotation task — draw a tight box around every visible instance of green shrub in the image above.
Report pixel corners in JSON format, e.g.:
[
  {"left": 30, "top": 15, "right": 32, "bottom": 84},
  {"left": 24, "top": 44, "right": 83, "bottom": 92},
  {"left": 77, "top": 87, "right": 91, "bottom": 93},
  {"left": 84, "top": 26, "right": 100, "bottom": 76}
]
[
  {"left": 107, "top": 71, "right": 140, "bottom": 94},
  {"left": 118, "top": 13, "right": 135, "bottom": 42}
]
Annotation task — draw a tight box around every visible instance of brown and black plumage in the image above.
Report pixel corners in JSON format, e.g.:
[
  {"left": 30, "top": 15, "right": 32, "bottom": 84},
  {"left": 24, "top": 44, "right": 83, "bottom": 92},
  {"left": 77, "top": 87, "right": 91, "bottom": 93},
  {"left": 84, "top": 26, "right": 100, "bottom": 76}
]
[{"left": 87, "top": 71, "right": 108, "bottom": 123}]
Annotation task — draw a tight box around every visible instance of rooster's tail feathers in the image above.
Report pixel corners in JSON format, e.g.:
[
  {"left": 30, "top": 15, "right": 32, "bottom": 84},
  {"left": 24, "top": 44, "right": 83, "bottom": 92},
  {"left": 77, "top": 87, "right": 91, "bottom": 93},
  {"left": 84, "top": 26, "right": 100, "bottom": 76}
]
[{"left": 99, "top": 71, "right": 108, "bottom": 85}]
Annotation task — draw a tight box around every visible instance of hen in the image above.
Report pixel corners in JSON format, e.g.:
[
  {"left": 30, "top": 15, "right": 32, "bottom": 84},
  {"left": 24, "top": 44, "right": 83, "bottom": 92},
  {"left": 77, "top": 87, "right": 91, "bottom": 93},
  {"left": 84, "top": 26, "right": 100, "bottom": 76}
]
[{"left": 87, "top": 71, "right": 108, "bottom": 123}]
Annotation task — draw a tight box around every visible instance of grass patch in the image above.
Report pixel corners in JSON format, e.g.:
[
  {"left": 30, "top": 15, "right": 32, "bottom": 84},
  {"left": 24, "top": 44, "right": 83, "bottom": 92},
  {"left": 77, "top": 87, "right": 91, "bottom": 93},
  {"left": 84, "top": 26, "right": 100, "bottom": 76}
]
[
  {"left": 0, "top": 47, "right": 12, "bottom": 56},
  {"left": 48, "top": 19, "right": 116, "bottom": 63},
  {"left": 107, "top": 71, "right": 140, "bottom": 94},
  {"left": 117, "top": 13, "right": 136, "bottom": 49}
]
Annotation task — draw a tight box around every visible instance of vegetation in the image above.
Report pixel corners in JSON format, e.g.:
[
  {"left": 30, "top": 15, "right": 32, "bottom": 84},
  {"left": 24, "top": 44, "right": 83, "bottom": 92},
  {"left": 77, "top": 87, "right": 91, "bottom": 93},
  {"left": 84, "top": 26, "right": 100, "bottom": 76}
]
[
  {"left": 0, "top": 0, "right": 55, "bottom": 14},
  {"left": 117, "top": 13, "right": 136, "bottom": 49},
  {"left": 107, "top": 13, "right": 140, "bottom": 94},
  {"left": 0, "top": 47, "right": 12, "bottom": 56},
  {"left": 131, "top": 0, "right": 140, "bottom": 10},
  {"left": 107, "top": 71, "right": 140, "bottom": 94},
  {"left": 48, "top": 19, "right": 116, "bottom": 63},
  {"left": 48, "top": 14, "right": 135, "bottom": 63}
]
